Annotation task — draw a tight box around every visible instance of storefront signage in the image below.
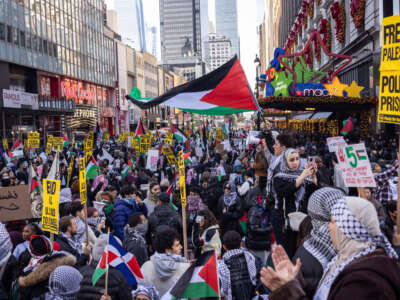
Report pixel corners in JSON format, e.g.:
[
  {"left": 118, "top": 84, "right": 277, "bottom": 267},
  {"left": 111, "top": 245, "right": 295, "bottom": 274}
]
[
  {"left": 61, "top": 81, "right": 96, "bottom": 104},
  {"left": 74, "top": 106, "right": 97, "bottom": 119},
  {"left": 379, "top": 15, "right": 400, "bottom": 125},
  {"left": 2, "top": 89, "right": 39, "bottom": 110},
  {"left": 101, "top": 107, "right": 115, "bottom": 117}
]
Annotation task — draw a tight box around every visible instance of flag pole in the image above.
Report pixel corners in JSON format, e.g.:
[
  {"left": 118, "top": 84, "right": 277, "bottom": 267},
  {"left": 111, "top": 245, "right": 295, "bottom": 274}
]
[{"left": 105, "top": 228, "right": 110, "bottom": 295}]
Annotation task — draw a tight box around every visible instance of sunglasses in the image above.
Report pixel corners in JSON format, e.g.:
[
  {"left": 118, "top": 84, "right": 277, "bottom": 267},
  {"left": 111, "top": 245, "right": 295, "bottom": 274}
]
[{"left": 224, "top": 186, "right": 231, "bottom": 190}]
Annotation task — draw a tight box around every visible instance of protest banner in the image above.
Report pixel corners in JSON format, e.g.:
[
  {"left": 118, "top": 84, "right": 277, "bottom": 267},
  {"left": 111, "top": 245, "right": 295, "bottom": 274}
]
[
  {"left": 165, "top": 132, "right": 173, "bottom": 145},
  {"left": 42, "top": 179, "right": 60, "bottom": 234},
  {"left": 327, "top": 136, "right": 347, "bottom": 153},
  {"left": 335, "top": 143, "right": 376, "bottom": 188},
  {"left": 2, "top": 138, "right": 8, "bottom": 151},
  {"left": 163, "top": 146, "right": 177, "bottom": 165},
  {"left": 0, "top": 185, "right": 32, "bottom": 222},
  {"left": 79, "top": 157, "right": 87, "bottom": 205},
  {"left": 146, "top": 149, "right": 159, "bottom": 171},
  {"left": 178, "top": 150, "right": 187, "bottom": 258}
]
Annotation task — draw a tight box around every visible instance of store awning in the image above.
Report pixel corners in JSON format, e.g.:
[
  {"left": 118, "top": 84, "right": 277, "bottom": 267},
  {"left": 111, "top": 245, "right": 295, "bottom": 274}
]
[
  {"left": 292, "top": 112, "right": 314, "bottom": 120},
  {"left": 311, "top": 112, "right": 333, "bottom": 120}
]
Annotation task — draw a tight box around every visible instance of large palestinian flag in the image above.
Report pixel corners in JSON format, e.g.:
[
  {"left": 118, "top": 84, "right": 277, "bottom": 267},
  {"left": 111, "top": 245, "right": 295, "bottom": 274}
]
[
  {"left": 126, "top": 56, "right": 258, "bottom": 115},
  {"left": 162, "top": 251, "right": 219, "bottom": 299}
]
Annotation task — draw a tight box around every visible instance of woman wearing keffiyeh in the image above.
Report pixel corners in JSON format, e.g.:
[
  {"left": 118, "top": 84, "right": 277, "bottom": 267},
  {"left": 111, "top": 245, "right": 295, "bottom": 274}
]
[
  {"left": 273, "top": 148, "right": 319, "bottom": 258},
  {"left": 261, "top": 196, "right": 400, "bottom": 300}
]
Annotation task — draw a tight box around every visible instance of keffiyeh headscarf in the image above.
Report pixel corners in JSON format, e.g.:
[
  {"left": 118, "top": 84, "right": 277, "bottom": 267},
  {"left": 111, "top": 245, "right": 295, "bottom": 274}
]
[
  {"left": 187, "top": 195, "right": 204, "bottom": 211},
  {"left": 24, "top": 235, "right": 53, "bottom": 273},
  {"left": 315, "top": 197, "right": 398, "bottom": 300},
  {"left": 132, "top": 284, "right": 160, "bottom": 300},
  {"left": 0, "top": 222, "right": 12, "bottom": 266},
  {"left": 303, "top": 188, "right": 345, "bottom": 268},
  {"left": 223, "top": 182, "right": 238, "bottom": 207},
  {"left": 46, "top": 265, "right": 83, "bottom": 300}
]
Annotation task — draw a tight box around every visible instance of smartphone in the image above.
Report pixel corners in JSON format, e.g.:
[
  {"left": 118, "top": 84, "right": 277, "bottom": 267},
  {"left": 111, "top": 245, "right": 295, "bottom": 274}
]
[{"left": 196, "top": 215, "right": 204, "bottom": 223}]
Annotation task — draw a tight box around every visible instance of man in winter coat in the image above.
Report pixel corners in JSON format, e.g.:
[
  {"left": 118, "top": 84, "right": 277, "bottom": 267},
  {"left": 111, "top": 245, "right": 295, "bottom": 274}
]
[
  {"left": 123, "top": 212, "right": 149, "bottom": 266},
  {"left": 55, "top": 216, "right": 92, "bottom": 267},
  {"left": 148, "top": 192, "right": 182, "bottom": 243},
  {"left": 218, "top": 230, "right": 258, "bottom": 300},
  {"left": 245, "top": 196, "right": 273, "bottom": 265},
  {"left": 113, "top": 185, "right": 148, "bottom": 240},
  {"left": 141, "top": 228, "right": 190, "bottom": 297},
  {"left": 79, "top": 234, "right": 133, "bottom": 300}
]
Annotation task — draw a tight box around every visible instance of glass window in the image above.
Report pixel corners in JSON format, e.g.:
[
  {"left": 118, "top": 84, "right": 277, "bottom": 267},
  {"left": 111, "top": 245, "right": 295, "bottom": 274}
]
[
  {"left": 20, "top": 31, "right": 25, "bottom": 47},
  {"left": 7, "top": 26, "right": 12, "bottom": 43},
  {"left": 26, "top": 32, "right": 31, "bottom": 49},
  {"left": 0, "top": 23, "right": 5, "bottom": 41}
]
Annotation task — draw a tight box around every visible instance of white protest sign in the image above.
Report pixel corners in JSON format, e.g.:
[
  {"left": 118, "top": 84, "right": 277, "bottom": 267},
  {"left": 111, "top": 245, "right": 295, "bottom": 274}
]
[
  {"left": 146, "top": 150, "right": 159, "bottom": 171},
  {"left": 327, "top": 136, "right": 347, "bottom": 153},
  {"left": 335, "top": 143, "right": 376, "bottom": 188}
]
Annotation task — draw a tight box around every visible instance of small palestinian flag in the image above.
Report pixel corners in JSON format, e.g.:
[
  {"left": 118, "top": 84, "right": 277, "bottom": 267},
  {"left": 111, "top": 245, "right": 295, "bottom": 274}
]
[
  {"left": 222, "top": 121, "right": 230, "bottom": 135},
  {"left": 239, "top": 212, "right": 247, "bottom": 234},
  {"left": 86, "top": 156, "right": 100, "bottom": 180},
  {"left": 11, "top": 139, "right": 22, "bottom": 150},
  {"left": 135, "top": 118, "right": 146, "bottom": 137},
  {"left": 163, "top": 251, "right": 219, "bottom": 300},
  {"left": 126, "top": 56, "right": 258, "bottom": 115},
  {"left": 341, "top": 117, "right": 354, "bottom": 136},
  {"left": 172, "top": 124, "right": 187, "bottom": 144},
  {"left": 122, "top": 160, "right": 134, "bottom": 178},
  {"left": 62, "top": 134, "right": 70, "bottom": 147},
  {"left": 183, "top": 152, "right": 191, "bottom": 165}
]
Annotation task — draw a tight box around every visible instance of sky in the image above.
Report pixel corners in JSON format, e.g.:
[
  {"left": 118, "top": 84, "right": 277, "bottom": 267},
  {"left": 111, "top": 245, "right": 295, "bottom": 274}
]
[{"left": 105, "top": 0, "right": 261, "bottom": 90}]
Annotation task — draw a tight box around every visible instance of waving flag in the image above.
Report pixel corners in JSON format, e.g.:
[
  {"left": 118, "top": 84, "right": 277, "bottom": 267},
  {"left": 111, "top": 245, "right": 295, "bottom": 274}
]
[
  {"left": 172, "top": 124, "right": 187, "bottom": 144},
  {"left": 92, "top": 233, "right": 143, "bottom": 286},
  {"left": 126, "top": 56, "right": 258, "bottom": 115},
  {"left": 122, "top": 160, "right": 134, "bottom": 178},
  {"left": 86, "top": 156, "right": 100, "bottom": 180},
  {"left": 11, "top": 139, "right": 22, "bottom": 150},
  {"left": 135, "top": 118, "right": 146, "bottom": 137}
]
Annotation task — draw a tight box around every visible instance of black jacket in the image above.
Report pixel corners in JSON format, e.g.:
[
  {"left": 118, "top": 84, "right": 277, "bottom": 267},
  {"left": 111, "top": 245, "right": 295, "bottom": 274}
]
[
  {"left": 245, "top": 186, "right": 263, "bottom": 211},
  {"left": 148, "top": 205, "right": 182, "bottom": 240},
  {"left": 245, "top": 204, "right": 273, "bottom": 251},
  {"left": 201, "top": 181, "right": 223, "bottom": 217},
  {"left": 79, "top": 261, "right": 133, "bottom": 300},
  {"left": 18, "top": 253, "right": 76, "bottom": 300},
  {"left": 217, "top": 195, "right": 244, "bottom": 236},
  {"left": 123, "top": 228, "right": 149, "bottom": 267},
  {"left": 55, "top": 234, "right": 89, "bottom": 267}
]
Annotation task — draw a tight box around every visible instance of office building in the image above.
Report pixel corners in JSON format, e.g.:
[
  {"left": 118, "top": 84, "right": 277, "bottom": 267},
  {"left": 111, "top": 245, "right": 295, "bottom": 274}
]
[
  {"left": 204, "top": 34, "right": 232, "bottom": 71},
  {"left": 215, "top": 0, "right": 240, "bottom": 58}
]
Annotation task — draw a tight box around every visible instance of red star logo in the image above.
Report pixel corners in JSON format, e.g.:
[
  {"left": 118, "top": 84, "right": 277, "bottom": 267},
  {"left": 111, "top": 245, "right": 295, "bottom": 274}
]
[
  {"left": 279, "top": 29, "right": 352, "bottom": 93},
  {"left": 296, "top": 90, "right": 302, "bottom": 96}
]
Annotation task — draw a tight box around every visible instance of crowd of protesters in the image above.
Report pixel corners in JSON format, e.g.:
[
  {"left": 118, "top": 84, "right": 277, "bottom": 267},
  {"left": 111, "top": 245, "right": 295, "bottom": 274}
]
[{"left": 0, "top": 122, "right": 400, "bottom": 300}]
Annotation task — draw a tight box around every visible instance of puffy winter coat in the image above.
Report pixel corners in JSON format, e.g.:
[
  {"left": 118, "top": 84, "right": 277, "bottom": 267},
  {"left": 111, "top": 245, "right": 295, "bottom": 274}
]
[
  {"left": 79, "top": 261, "right": 133, "bottom": 300},
  {"left": 217, "top": 195, "right": 244, "bottom": 236},
  {"left": 148, "top": 205, "right": 182, "bottom": 241},
  {"left": 123, "top": 227, "right": 149, "bottom": 267},
  {"left": 18, "top": 253, "right": 76, "bottom": 300},
  {"left": 113, "top": 198, "right": 148, "bottom": 240},
  {"left": 245, "top": 204, "right": 273, "bottom": 251}
]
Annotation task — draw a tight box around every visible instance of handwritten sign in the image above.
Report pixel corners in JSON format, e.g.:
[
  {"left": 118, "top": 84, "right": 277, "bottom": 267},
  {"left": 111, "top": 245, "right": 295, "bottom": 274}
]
[
  {"left": 0, "top": 185, "right": 32, "bottom": 222},
  {"left": 41, "top": 179, "right": 60, "bottom": 234},
  {"left": 327, "top": 136, "right": 347, "bottom": 153},
  {"left": 336, "top": 143, "right": 376, "bottom": 187},
  {"left": 2, "top": 138, "right": 8, "bottom": 151},
  {"left": 165, "top": 132, "right": 173, "bottom": 145},
  {"left": 163, "top": 146, "right": 177, "bottom": 165},
  {"left": 79, "top": 157, "right": 87, "bottom": 205},
  {"left": 146, "top": 150, "right": 159, "bottom": 171},
  {"left": 178, "top": 151, "right": 186, "bottom": 207}
]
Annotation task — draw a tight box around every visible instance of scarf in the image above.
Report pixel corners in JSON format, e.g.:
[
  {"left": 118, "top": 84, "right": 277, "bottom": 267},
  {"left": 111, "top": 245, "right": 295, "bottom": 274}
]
[
  {"left": 46, "top": 265, "right": 82, "bottom": 300},
  {"left": 132, "top": 284, "right": 160, "bottom": 300},
  {"left": 102, "top": 200, "right": 114, "bottom": 215},
  {"left": 60, "top": 232, "right": 82, "bottom": 255},
  {"left": 187, "top": 195, "right": 204, "bottom": 211},
  {"left": 122, "top": 197, "right": 137, "bottom": 207},
  {"left": 303, "top": 188, "right": 345, "bottom": 269},
  {"left": 223, "top": 181, "right": 238, "bottom": 207}
]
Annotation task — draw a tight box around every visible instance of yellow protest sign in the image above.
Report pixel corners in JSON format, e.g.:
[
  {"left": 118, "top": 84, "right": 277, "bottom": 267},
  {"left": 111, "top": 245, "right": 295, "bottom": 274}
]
[
  {"left": 24, "top": 139, "right": 29, "bottom": 151},
  {"left": 133, "top": 137, "right": 140, "bottom": 153},
  {"left": 88, "top": 131, "right": 94, "bottom": 141},
  {"left": 165, "top": 132, "right": 173, "bottom": 145},
  {"left": 378, "top": 70, "right": 400, "bottom": 124},
  {"left": 42, "top": 179, "right": 60, "bottom": 234},
  {"left": 53, "top": 137, "right": 63, "bottom": 150},
  {"left": 140, "top": 135, "right": 150, "bottom": 153},
  {"left": 103, "top": 133, "right": 110, "bottom": 141},
  {"left": 2, "top": 138, "right": 8, "bottom": 151},
  {"left": 28, "top": 132, "right": 39, "bottom": 139},
  {"left": 178, "top": 151, "right": 186, "bottom": 207},
  {"left": 216, "top": 129, "right": 224, "bottom": 141},
  {"left": 29, "top": 138, "right": 40, "bottom": 149},
  {"left": 381, "top": 15, "right": 400, "bottom": 72},
  {"left": 163, "top": 146, "right": 177, "bottom": 165},
  {"left": 79, "top": 157, "right": 87, "bottom": 205},
  {"left": 67, "top": 155, "right": 74, "bottom": 187},
  {"left": 46, "top": 141, "right": 52, "bottom": 155}
]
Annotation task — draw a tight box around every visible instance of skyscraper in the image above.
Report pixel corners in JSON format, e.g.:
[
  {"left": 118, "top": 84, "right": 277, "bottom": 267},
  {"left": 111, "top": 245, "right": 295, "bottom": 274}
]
[
  {"left": 114, "top": 0, "right": 147, "bottom": 51},
  {"left": 215, "top": 0, "right": 240, "bottom": 58},
  {"left": 159, "top": 0, "right": 205, "bottom": 80}
]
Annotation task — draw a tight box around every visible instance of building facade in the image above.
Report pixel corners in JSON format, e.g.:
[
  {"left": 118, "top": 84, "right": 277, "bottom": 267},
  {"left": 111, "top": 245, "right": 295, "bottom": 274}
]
[
  {"left": 114, "top": 0, "right": 146, "bottom": 51},
  {"left": 215, "top": 0, "right": 240, "bottom": 58},
  {"left": 0, "top": 0, "right": 116, "bottom": 138},
  {"left": 203, "top": 34, "right": 232, "bottom": 71}
]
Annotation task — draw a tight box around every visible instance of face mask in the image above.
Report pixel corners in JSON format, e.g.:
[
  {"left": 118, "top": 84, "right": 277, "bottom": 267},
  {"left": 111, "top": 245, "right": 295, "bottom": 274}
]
[{"left": 136, "top": 220, "right": 148, "bottom": 237}]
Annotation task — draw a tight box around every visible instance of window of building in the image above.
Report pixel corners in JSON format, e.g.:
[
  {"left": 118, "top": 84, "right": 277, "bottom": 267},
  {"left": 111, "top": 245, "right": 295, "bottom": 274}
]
[
  {"left": 7, "top": 26, "right": 12, "bottom": 43},
  {"left": 0, "top": 23, "right": 5, "bottom": 41},
  {"left": 383, "top": 1, "right": 393, "bottom": 17},
  {"left": 20, "top": 31, "right": 25, "bottom": 47}
]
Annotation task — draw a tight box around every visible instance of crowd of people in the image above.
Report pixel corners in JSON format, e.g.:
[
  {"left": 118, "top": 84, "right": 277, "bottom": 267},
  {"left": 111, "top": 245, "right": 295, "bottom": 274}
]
[{"left": 0, "top": 123, "right": 400, "bottom": 300}]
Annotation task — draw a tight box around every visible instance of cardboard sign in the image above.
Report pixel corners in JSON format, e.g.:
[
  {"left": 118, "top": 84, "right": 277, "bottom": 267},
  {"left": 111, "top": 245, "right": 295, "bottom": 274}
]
[
  {"left": 146, "top": 150, "right": 159, "bottom": 171},
  {"left": 41, "top": 179, "right": 60, "bottom": 234},
  {"left": 2, "top": 138, "right": 8, "bottom": 151},
  {"left": 79, "top": 157, "right": 87, "bottom": 205},
  {"left": 327, "top": 136, "right": 347, "bottom": 153},
  {"left": 53, "top": 137, "right": 63, "bottom": 150},
  {"left": 0, "top": 185, "right": 32, "bottom": 222},
  {"left": 165, "top": 132, "right": 173, "bottom": 145},
  {"left": 336, "top": 143, "right": 376, "bottom": 187},
  {"left": 163, "top": 146, "right": 177, "bottom": 165},
  {"left": 178, "top": 151, "right": 186, "bottom": 207}
]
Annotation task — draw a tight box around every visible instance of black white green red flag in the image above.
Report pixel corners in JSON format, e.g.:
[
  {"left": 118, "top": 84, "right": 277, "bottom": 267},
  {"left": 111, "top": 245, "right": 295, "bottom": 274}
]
[{"left": 126, "top": 56, "right": 258, "bottom": 115}]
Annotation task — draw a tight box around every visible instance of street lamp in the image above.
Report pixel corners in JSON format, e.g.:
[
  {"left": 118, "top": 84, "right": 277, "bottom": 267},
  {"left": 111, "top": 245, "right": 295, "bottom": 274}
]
[{"left": 254, "top": 54, "right": 261, "bottom": 130}]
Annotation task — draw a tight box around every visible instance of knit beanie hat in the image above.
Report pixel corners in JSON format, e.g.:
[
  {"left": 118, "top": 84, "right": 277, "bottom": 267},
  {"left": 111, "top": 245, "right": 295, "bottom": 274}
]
[{"left": 29, "top": 235, "right": 53, "bottom": 257}]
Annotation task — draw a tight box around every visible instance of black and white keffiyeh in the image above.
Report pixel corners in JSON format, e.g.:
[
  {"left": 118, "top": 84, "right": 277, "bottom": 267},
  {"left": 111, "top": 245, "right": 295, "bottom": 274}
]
[
  {"left": 303, "top": 188, "right": 345, "bottom": 268},
  {"left": 132, "top": 284, "right": 160, "bottom": 300},
  {"left": 315, "top": 198, "right": 398, "bottom": 299},
  {"left": 0, "top": 222, "right": 12, "bottom": 266},
  {"left": 46, "top": 265, "right": 83, "bottom": 300},
  {"left": 218, "top": 249, "right": 257, "bottom": 300}
]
